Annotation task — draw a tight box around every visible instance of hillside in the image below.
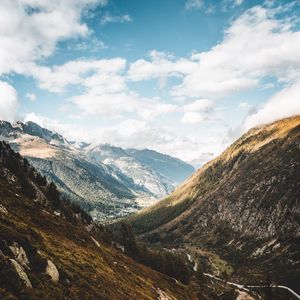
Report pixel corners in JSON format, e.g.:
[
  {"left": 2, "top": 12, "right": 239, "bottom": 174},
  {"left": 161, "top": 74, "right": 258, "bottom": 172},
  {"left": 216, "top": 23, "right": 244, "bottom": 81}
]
[
  {"left": 126, "top": 148, "right": 195, "bottom": 184},
  {"left": 84, "top": 144, "right": 176, "bottom": 200},
  {"left": 0, "top": 141, "right": 197, "bottom": 299},
  {"left": 128, "top": 116, "right": 300, "bottom": 291},
  {"left": 0, "top": 121, "right": 194, "bottom": 220}
]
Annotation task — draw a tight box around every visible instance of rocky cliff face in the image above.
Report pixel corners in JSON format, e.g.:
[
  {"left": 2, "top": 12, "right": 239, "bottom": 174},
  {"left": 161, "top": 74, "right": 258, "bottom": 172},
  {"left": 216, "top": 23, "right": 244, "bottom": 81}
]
[{"left": 129, "top": 116, "right": 300, "bottom": 288}]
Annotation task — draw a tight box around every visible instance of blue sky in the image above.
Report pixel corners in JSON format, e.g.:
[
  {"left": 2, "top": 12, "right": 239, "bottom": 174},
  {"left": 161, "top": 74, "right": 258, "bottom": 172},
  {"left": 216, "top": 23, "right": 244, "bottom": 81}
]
[{"left": 0, "top": 0, "right": 300, "bottom": 165}]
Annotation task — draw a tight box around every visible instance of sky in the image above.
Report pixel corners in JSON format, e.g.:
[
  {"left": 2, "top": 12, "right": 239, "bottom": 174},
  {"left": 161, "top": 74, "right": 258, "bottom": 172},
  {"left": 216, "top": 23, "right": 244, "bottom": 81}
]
[{"left": 0, "top": 0, "right": 300, "bottom": 166}]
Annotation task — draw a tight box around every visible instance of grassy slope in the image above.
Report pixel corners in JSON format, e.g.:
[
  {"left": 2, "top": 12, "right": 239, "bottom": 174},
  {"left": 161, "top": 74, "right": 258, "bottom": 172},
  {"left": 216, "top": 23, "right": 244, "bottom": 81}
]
[
  {"left": 125, "top": 116, "right": 300, "bottom": 295},
  {"left": 0, "top": 179, "right": 195, "bottom": 299},
  {"left": 128, "top": 116, "right": 300, "bottom": 234}
]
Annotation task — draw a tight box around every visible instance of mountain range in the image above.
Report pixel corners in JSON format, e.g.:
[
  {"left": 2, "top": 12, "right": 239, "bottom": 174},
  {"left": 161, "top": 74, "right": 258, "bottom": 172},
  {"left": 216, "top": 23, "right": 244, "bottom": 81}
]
[{"left": 0, "top": 120, "right": 194, "bottom": 220}]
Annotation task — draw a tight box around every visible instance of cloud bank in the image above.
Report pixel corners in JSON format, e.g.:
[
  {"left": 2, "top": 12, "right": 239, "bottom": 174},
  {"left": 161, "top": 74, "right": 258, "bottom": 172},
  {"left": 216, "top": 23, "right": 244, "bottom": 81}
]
[{"left": 0, "top": 81, "right": 19, "bottom": 122}]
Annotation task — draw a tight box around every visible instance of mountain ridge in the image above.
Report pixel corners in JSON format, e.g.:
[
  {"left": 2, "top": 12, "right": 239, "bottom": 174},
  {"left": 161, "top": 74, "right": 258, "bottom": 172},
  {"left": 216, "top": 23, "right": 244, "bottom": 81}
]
[{"left": 128, "top": 116, "right": 300, "bottom": 290}]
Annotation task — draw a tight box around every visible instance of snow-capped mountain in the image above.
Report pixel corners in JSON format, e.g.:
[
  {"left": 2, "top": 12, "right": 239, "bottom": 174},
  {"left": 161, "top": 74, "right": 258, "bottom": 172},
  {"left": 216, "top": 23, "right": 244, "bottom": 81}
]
[{"left": 0, "top": 120, "right": 194, "bottom": 220}]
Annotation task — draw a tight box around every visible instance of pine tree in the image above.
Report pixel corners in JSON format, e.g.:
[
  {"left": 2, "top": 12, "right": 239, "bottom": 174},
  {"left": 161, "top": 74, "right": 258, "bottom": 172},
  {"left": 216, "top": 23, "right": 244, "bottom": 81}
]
[{"left": 46, "top": 182, "right": 61, "bottom": 209}]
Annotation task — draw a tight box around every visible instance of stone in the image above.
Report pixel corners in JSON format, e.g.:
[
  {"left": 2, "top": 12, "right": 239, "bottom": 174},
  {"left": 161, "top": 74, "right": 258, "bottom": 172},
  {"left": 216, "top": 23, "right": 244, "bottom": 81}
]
[
  {"left": 9, "top": 242, "right": 30, "bottom": 269},
  {"left": 0, "top": 203, "right": 8, "bottom": 215},
  {"left": 45, "top": 259, "right": 59, "bottom": 282},
  {"left": 10, "top": 259, "right": 32, "bottom": 288}
]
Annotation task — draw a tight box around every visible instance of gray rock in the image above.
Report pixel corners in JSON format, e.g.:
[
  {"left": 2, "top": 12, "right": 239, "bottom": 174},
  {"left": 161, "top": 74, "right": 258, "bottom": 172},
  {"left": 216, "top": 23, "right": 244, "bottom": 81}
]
[
  {"left": 9, "top": 242, "right": 30, "bottom": 269},
  {"left": 0, "top": 203, "right": 8, "bottom": 215},
  {"left": 10, "top": 259, "right": 32, "bottom": 288}
]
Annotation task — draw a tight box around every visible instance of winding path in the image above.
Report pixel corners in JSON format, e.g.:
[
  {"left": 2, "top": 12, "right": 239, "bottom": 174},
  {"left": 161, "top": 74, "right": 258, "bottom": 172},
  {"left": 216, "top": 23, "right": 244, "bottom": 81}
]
[
  {"left": 180, "top": 250, "right": 300, "bottom": 299},
  {"left": 204, "top": 273, "right": 300, "bottom": 300}
]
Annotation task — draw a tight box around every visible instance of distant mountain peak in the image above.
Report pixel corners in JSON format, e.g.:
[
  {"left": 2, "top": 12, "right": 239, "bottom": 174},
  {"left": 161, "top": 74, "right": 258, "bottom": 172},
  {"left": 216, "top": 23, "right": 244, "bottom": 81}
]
[{"left": 0, "top": 120, "right": 70, "bottom": 147}]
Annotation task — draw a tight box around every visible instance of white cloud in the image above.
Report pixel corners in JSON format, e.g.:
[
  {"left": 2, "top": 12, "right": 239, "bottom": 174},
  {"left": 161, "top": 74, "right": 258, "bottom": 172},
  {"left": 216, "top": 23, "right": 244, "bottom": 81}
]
[
  {"left": 0, "top": 0, "right": 107, "bottom": 75},
  {"left": 24, "top": 112, "right": 53, "bottom": 128},
  {"left": 181, "top": 99, "right": 214, "bottom": 124},
  {"left": 127, "top": 50, "right": 197, "bottom": 82},
  {"left": 27, "top": 56, "right": 180, "bottom": 120},
  {"left": 100, "top": 13, "right": 132, "bottom": 25},
  {"left": 174, "top": 6, "right": 300, "bottom": 98},
  {"left": 238, "top": 102, "right": 251, "bottom": 109},
  {"left": 222, "top": 0, "right": 244, "bottom": 9},
  {"left": 182, "top": 112, "right": 204, "bottom": 124},
  {"left": 185, "top": 0, "right": 204, "bottom": 11},
  {"left": 71, "top": 92, "right": 138, "bottom": 116},
  {"left": 190, "top": 152, "right": 215, "bottom": 168},
  {"left": 96, "top": 121, "right": 227, "bottom": 163},
  {"left": 25, "top": 92, "right": 36, "bottom": 101},
  {"left": 93, "top": 121, "right": 226, "bottom": 163},
  {"left": 69, "top": 37, "right": 108, "bottom": 52},
  {"left": 0, "top": 81, "right": 19, "bottom": 122},
  {"left": 244, "top": 81, "right": 300, "bottom": 130},
  {"left": 28, "top": 58, "right": 126, "bottom": 93},
  {"left": 128, "top": 5, "right": 300, "bottom": 99},
  {"left": 234, "top": 0, "right": 244, "bottom": 5},
  {"left": 70, "top": 90, "right": 178, "bottom": 120},
  {"left": 183, "top": 99, "right": 213, "bottom": 112}
]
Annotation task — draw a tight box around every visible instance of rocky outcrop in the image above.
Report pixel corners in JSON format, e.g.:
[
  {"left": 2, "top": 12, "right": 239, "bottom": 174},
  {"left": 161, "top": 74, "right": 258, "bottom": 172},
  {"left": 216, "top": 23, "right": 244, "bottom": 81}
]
[
  {"left": 0, "top": 203, "right": 8, "bottom": 215},
  {"left": 9, "top": 242, "right": 30, "bottom": 269},
  {"left": 10, "top": 259, "right": 32, "bottom": 288}
]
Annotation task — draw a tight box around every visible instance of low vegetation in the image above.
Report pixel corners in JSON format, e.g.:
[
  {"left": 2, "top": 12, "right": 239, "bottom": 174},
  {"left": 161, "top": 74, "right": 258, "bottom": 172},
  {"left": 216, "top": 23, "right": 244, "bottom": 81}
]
[
  {"left": 126, "top": 116, "right": 300, "bottom": 294},
  {"left": 0, "top": 141, "right": 195, "bottom": 299}
]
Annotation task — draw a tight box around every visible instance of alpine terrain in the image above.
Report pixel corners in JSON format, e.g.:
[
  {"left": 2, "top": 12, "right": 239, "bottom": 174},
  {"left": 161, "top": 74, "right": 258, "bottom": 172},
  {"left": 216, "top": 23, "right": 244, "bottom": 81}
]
[
  {"left": 0, "top": 121, "right": 194, "bottom": 220},
  {"left": 0, "top": 141, "right": 197, "bottom": 299},
  {"left": 128, "top": 116, "right": 300, "bottom": 299}
]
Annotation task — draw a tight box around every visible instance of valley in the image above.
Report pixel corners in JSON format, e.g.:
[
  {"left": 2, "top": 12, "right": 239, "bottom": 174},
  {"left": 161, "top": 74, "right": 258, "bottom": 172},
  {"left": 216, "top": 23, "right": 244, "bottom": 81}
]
[
  {"left": 0, "top": 116, "right": 299, "bottom": 299},
  {"left": 127, "top": 116, "right": 300, "bottom": 299},
  {"left": 1, "top": 1, "right": 300, "bottom": 299},
  {"left": 0, "top": 120, "right": 194, "bottom": 221}
]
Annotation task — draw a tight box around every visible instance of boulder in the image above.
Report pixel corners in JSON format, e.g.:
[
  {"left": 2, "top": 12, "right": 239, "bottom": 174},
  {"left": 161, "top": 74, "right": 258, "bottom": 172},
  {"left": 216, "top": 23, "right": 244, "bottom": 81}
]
[{"left": 45, "top": 259, "right": 59, "bottom": 282}]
